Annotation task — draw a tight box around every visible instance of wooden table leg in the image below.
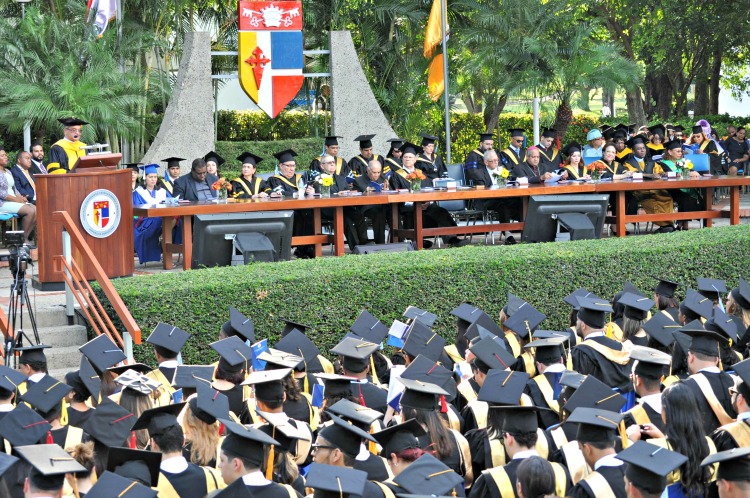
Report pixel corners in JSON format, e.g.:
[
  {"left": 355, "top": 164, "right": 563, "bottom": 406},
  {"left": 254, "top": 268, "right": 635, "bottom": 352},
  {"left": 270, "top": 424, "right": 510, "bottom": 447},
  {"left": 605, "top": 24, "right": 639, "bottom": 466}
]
[
  {"left": 730, "top": 186, "right": 740, "bottom": 225},
  {"left": 182, "top": 215, "right": 193, "bottom": 270},
  {"left": 162, "top": 218, "right": 174, "bottom": 270},
  {"left": 614, "top": 191, "right": 626, "bottom": 237},
  {"left": 391, "top": 203, "right": 400, "bottom": 242},
  {"left": 334, "top": 206, "right": 345, "bottom": 255},
  {"left": 414, "top": 202, "right": 423, "bottom": 250},
  {"left": 705, "top": 187, "right": 714, "bottom": 228},
  {"left": 313, "top": 208, "right": 322, "bottom": 258}
]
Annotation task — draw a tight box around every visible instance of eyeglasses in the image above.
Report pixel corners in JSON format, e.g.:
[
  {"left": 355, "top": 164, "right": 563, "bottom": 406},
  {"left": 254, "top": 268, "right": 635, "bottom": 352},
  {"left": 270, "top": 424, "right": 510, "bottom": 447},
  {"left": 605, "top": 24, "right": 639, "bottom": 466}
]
[
  {"left": 311, "top": 444, "right": 337, "bottom": 451},
  {"left": 280, "top": 162, "right": 296, "bottom": 168},
  {"left": 485, "top": 159, "right": 499, "bottom": 164}
]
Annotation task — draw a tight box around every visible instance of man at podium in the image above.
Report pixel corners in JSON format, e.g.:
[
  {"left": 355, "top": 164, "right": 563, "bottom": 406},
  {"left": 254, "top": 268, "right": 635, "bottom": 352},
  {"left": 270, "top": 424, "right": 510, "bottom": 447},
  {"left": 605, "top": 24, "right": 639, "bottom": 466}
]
[{"left": 47, "top": 117, "right": 88, "bottom": 174}]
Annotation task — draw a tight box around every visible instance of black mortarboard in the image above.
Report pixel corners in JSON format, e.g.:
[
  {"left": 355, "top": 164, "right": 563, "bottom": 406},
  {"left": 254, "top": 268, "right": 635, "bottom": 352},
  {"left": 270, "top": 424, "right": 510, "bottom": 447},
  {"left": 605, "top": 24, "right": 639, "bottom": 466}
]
[
  {"left": 681, "top": 324, "right": 727, "bottom": 356},
  {"left": 64, "top": 370, "right": 90, "bottom": 400},
  {"left": 479, "top": 132, "right": 494, "bottom": 141},
  {"left": 470, "top": 337, "right": 515, "bottom": 371},
  {"left": 387, "top": 137, "right": 405, "bottom": 145},
  {"left": 503, "top": 293, "right": 527, "bottom": 317},
  {"left": 701, "top": 446, "right": 750, "bottom": 482},
  {"left": 503, "top": 303, "right": 545, "bottom": 338},
  {"left": 568, "top": 407, "right": 624, "bottom": 443},
  {"left": 541, "top": 127, "right": 556, "bottom": 139},
  {"left": 618, "top": 441, "right": 688, "bottom": 495},
  {"left": 210, "top": 336, "right": 253, "bottom": 373},
  {"left": 622, "top": 281, "right": 643, "bottom": 297},
  {"left": 603, "top": 128, "right": 616, "bottom": 140},
  {"left": 327, "top": 399, "right": 383, "bottom": 430},
  {"left": 508, "top": 128, "right": 525, "bottom": 137},
  {"left": 280, "top": 318, "right": 311, "bottom": 337},
  {"left": 236, "top": 151, "right": 263, "bottom": 166},
  {"left": 0, "top": 452, "right": 18, "bottom": 479},
  {"left": 402, "top": 320, "right": 446, "bottom": 362},
  {"left": 83, "top": 398, "right": 136, "bottom": 447},
  {"left": 393, "top": 453, "right": 464, "bottom": 496},
  {"left": 124, "top": 163, "right": 142, "bottom": 173},
  {"left": 627, "top": 136, "right": 647, "bottom": 148},
  {"left": 203, "top": 151, "right": 225, "bottom": 166},
  {"left": 697, "top": 278, "right": 727, "bottom": 300},
  {"left": 730, "top": 277, "right": 750, "bottom": 309},
  {"left": 664, "top": 139, "right": 683, "bottom": 150},
  {"left": 705, "top": 309, "right": 739, "bottom": 343},
  {"left": 630, "top": 346, "right": 671, "bottom": 379},
  {"left": 673, "top": 125, "right": 685, "bottom": 133},
  {"left": 79, "top": 356, "right": 101, "bottom": 400},
  {"left": 563, "top": 288, "right": 595, "bottom": 309},
  {"left": 0, "top": 365, "right": 27, "bottom": 392},
  {"left": 15, "top": 444, "right": 86, "bottom": 489},
  {"left": 562, "top": 141, "right": 581, "bottom": 156},
  {"left": 86, "top": 471, "right": 157, "bottom": 498},
  {"left": 619, "top": 293, "right": 655, "bottom": 321},
  {"left": 220, "top": 418, "right": 280, "bottom": 466},
  {"left": 477, "top": 370, "right": 529, "bottom": 406},
  {"left": 108, "top": 363, "right": 153, "bottom": 376},
  {"left": 681, "top": 289, "right": 714, "bottom": 319},
  {"left": 132, "top": 403, "right": 186, "bottom": 437},
  {"left": 107, "top": 447, "right": 161, "bottom": 487},
  {"left": 258, "top": 349, "right": 304, "bottom": 371},
  {"left": 306, "top": 463, "right": 368, "bottom": 498},
  {"left": 0, "top": 403, "right": 51, "bottom": 447},
  {"left": 613, "top": 130, "right": 628, "bottom": 141},
  {"left": 161, "top": 157, "right": 185, "bottom": 168},
  {"left": 172, "top": 365, "right": 214, "bottom": 390},
  {"left": 399, "top": 142, "right": 423, "bottom": 156},
  {"left": 691, "top": 125, "right": 704, "bottom": 135},
  {"left": 79, "top": 335, "right": 126, "bottom": 373},
  {"left": 576, "top": 297, "right": 613, "bottom": 329},
  {"left": 614, "top": 123, "right": 632, "bottom": 133},
  {"left": 563, "top": 375, "right": 626, "bottom": 414},
  {"left": 332, "top": 336, "right": 379, "bottom": 373},
  {"left": 464, "top": 313, "right": 504, "bottom": 342},
  {"left": 256, "top": 416, "right": 309, "bottom": 454},
  {"left": 403, "top": 306, "right": 437, "bottom": 327},
  {"left": 146, "top": 322, "right": 190, "bottom": 355},
  {"left": 16, "top": 344, "right": 50, "bottom": 364},
  {"left": 419, "top": 133, "right": 438, "bottom": 146},
  {"left": 275, "top": 329, "right": 323, "bottom": 372},
  {"left": 399, "top": 377, "right": 448, "bottom": 410},
  {"left": 58, "top": 117, "right": 89, "bottom": 126},
  {"left": 648, "top": 124, "right": 666, "bottom": 137},
  {"left": 494, "top": 405, "right": 551, "bottom": 433},
  {"left": 641, "top": 313, "right": 681, "bottom": 349},
  {"left": 315, "top": 373, "right": 356, "bottom": 398},
  {"left": 228, "top": 307, "right": 255, "bottom": 342},
  {"left": 560, "top": 371, "right": 586, "bottom": 390},
  {"left": 350, "top": 310, "right": 389, "bottom": 344},
  {"left": 655, "top": 278, "right": 679, "bottom": 298},
  {"left": 190, "top": 383, "right": 230, "bottom": 424},
  {"left": 372, "top": 419, "right": 425, "bottom": 456},
  {"left": 21, "top": 376, "right": 71, "bottom": 414},
  {"left": 401, "top": 354, "right": 454, "bottom": 394},
  {"left": 732, "top": 358, "right": 750, "bottom": 398},
  {"left": 324, "top": 136, "right": 342, "bottom": 147},
  {"left": 273, "top": 149, "right": 298, "bottom": 164},
  {"left": 525, "top": 337, "right": 566, "bottom": 364},
  {"left": 241, "top": 368, "right": 291, "bottom": 403},
  {"left": 450, "top": 303, "right": 483, "bottom": 325},
  {"left": 354, "top": 135, "right": 375, "bottom": 148},
  {"left": 318, "top": 413, "right": 377, "bottom": 457}
]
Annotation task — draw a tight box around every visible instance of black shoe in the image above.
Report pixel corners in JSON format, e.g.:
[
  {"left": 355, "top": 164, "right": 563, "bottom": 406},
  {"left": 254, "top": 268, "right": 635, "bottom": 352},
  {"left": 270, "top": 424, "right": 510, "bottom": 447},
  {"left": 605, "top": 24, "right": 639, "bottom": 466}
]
[
  {"left": 422, "top": 240, "right": 434, "bottom": 249},
  {"left": 505, "top": 235, "right": 517, "bottom": 245},
  {"left": 656, "top": 226, "right": 675, "bottom": 234}
]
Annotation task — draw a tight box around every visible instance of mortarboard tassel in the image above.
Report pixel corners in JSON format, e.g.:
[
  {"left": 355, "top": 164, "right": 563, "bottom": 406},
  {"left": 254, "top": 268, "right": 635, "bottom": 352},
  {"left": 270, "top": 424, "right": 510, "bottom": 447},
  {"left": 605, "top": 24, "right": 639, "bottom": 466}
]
[
  {"left": 619, "top": 420, "right": 629, "bottom": 449},
  {"left": 46, "top": 431, "right": 54, "bottom": 444},
  {"left": 440, "top": 395, "right": 448, "bottom": 414},
  {"left": 358, "top": 383, "right": 366, "bottom": 408},
  {"left": 218, "top": 421, "right": 225, "bottom": 436},
  {"left": 556, "top": 137, "right": 561, "bottom": 150},
  {"left": 369, "top": 355, "right": 380, "bottom": 387},
  {"left": 129, "top": 431, "right": 137, "bottom": 449},
  {"left": 265, "top": 427, "right": 276, "bottom": 480},
  {"left": 369, "top": 425, "right": 378, "bottom": 455}
]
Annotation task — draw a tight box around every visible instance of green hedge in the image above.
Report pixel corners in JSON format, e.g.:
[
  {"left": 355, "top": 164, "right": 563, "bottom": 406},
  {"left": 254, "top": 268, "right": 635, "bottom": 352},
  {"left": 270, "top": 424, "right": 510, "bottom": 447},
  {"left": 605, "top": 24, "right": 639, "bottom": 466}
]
[
  {"left": 97, "top": 224, "right": 750, "bottom": 366},
  {"left": 216, "top": 110, "right": 330, "bottom": 141},
  {"left": 215, "top": 138, "right": 322, "bottom": 179}
]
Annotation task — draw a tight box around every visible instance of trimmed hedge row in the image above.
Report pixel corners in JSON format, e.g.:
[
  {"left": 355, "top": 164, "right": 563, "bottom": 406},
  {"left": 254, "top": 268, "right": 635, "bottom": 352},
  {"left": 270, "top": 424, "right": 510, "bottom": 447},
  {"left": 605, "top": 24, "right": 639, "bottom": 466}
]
[
  {"left": 216, "top": 110, "right": 330, "bottom": 141},
  {"left": 97, "top": 224, "right": 750, "bottom": 366}
]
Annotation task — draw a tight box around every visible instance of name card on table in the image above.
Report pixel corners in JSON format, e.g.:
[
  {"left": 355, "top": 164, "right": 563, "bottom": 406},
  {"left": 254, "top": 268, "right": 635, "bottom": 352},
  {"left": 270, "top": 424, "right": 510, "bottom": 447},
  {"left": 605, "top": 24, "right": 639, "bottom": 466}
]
[
  {"left": 666, "top": 172, "right": 676, "bottom": 179},
  {"left": 632, "top": 173, "right": 643, "bottom": 181},
  {"left": 517, "top": 177, "right": 529, "bottom": 185}
]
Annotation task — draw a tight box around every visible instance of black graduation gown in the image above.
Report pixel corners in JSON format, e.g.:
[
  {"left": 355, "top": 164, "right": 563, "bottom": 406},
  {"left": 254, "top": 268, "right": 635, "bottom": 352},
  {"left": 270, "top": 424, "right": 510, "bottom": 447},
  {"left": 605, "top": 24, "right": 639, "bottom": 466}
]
[
  {"left": 67, "top": 407, "right": 95, "bottom": 429},
  {"left": 499, "top": 148, "right": 526, "bottom": 170},
  {"left": 349, "top": 381, "right": 388, "bottom": 414},
  {"left": 353, "top": 452, "right": 390, "bottom": 481},
  {"left": 571, "top": 336, "right": 633, "bottom": 391},
  {"left": 161, "top": 462, "right": 211, "bottom": 497},
  {"left": 215, "top": 384, "right": 247, "bottom": 423},
  {"left": 622, "top": 402, "right": 665, "bottom": 435},
  {"left": 348, "top": 154, "right": 384, "bottom": 177},
  {"left": 389, "top": 170, "right": 458, "bottom": 240},
  {"left": 245, "top": 481, "right": 302, "bottom": 498},
  {"left": 468, "top": 457, "right": 572, "bottom": 498},
  {"left": 537, "top": 145, "right": 562, "bottom": 171},
  {"left": 310, "top": 156, "right": 350, "bottom": 176},
  {"left": 464, "top": 165, "right": 519, "bottom": 221},
  {"left": 416, "top": 152, "right": 447, "bottom": 180},
  {"left": 465, "top": 428, "right": 503, "bottom": 478},
  {"left": 283, "top": 396, "right": 312, "bottom": 425},
  {"left": 417, "top": 431, "right": 466, "bottom": 480},
  {"left": 352, "top": 174, "right": 388, "bottom": 244},
  {"left": 511, "top": 161, "right": 547, "bottom": 184},
  {"left": 568, "top": 465, "right": 626, "bottom": 498},
  {"left": 683, "top": 371, "right": 737, "bottom": 434},
  {"left": 711, "top": 418, "right": 750, "bottom": 452},
  {"left": 464, "top": 148, "right": 487, "bottom": 174},
  {"left": 266, "top": 173, "right": 314, "bottom": 255},
  {"left": 524, "top": 372, "right": 564, "bottom": 429},
  {"left": 231, "top": 176, "right": 269, "bottom": 199},
  {"left": 383, "top": 156, "right": 403, "bottom": 176}
]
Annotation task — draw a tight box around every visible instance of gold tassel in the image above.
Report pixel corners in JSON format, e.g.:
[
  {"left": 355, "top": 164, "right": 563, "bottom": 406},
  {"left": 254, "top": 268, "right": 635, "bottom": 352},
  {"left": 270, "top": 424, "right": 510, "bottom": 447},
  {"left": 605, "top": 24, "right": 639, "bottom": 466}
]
[
  {"left": 370, "top": 355, "right": 380, "bottom": 387},
  {"left": 265, "top": 426, "right": 276, "bottom": 480},
  {"left": 619, "top": 420, "right": 629, "bottom": 449},
  {"left": 60, "top": 399, "right": 69, "bottom": 427},
  {"left": 369, "top": 424, "right": 378, "bottom": 455}
]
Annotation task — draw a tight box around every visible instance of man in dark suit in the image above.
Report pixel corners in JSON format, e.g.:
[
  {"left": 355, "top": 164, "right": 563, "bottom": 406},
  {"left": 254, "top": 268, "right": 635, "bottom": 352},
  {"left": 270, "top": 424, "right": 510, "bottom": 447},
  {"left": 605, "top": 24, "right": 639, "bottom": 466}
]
[
  {"left": 466, "top": 149, "right": 520, "bottom": 244},
  {"left": 11, "top": 151, "right": 36, "bottom": 204},
  {"left": 353, "top": 159, "right": 388, "bottom": 244},
  {"left": 30, "top": 143, "right": 47, "bottom": 175},
  {"left": 513, "top": 147, "right": 556, "bottom": 184},
  {"left": 173, "top": 158, "right": 218, "bottom": 201}
]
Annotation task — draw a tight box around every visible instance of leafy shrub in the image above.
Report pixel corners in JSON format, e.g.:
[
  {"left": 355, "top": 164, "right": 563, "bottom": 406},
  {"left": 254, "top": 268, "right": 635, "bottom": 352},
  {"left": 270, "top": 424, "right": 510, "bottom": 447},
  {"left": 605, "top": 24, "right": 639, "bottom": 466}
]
[{"left": 216, "top": 110, "right": 330, "bottom": 141}]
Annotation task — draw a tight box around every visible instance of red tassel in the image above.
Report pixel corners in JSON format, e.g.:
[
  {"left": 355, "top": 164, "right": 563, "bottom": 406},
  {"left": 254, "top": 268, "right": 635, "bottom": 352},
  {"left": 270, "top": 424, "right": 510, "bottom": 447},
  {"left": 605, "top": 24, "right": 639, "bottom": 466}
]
[
  {"left": 129, "top": 431, "right": 137, "bottom": 449},
  {"left": 440, "top": 395, "right": 448, "bottom": 413},
  {"left": 46, "top": 431, "right": 53, "bottom": 444},
  {"left": 556, "top": 137, "right": 561, "bottom": 150},
  {"left": 359, "top": 384, "right": 366, "bottom": 407},
  {"left": 218, "top": 422, "right": 225, "bottom": 436}
]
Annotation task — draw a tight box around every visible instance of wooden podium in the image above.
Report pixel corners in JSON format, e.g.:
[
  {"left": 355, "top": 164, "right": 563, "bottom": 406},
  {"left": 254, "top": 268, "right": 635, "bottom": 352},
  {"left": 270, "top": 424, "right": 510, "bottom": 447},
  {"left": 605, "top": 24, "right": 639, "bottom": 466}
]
[{"left": 34, "top": 165, "right": 134, "bottom": 289}]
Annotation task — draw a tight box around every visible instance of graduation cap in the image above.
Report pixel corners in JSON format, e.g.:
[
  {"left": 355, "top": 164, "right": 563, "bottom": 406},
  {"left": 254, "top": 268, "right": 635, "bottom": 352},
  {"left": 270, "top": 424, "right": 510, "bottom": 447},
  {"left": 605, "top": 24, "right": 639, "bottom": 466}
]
[
  {"left": 680, "top": 324, "right": 727, "bottom": 356},
  {"left": 161, "top": 157, "right": 185, "bottom": 168},
  {"left": 350, "top": 309, "right": 389, "bottom": 344},
  {"left": 563, "top": 288, "right": 595, "bottom": 309},
  {"left": 324, "top": 136, "right": 342, "bottom": 147},
  {"left": 0, "top": 403, "right": 51, "bottom": 447},
  {"left": 560, "top": 371, "right": 586, "bottom": 390},
  {"left": 691, "top": 125, "right": 704, "bottom": 135},
  {"left": 142, "top": 164, "right": 159, "bottom": 176},
  {"left": 123, "top": 163, "right": 143, "bottom": 173},
  {"left": 275, "top": 328, "right": 323, "bottom": 372},
  {"left": 477, "top": 370, "right": 529, "bottom": 406},
  {"left": 732, "top": 358, "right": 750, "bottom": 397},
  {"left": 648, "top": 124, "right": 666, "bottom": 137},
  {"left": 372, "top": 418, "right": 425, "bottom": 456},
  {"left": 0, "top": 452, "right": 18, "bottom": 480},
  {"left": 83, "top": 398, "right": 136, "bottom": 447},
  {"left": 704, "top": 309, "right": 738, "bottom": 343},
  {"left": 697, "top": 278, "right": 727, "bottom": 300},
  {"left": 172, "top": 365, "right": 214, "bottom": 390},
  {"left": 318, "top": 413, "right": 377, "bottom": 457},
  {"left": 503, "top": 303, "right": 546, "bottom": 338},
  {"left": 273, "top": 149, "right": 298, "bottom": 164},
  {"left": 673, "top": 125, "right": 685, "bottom": 134},
  {"left": 132, "top": 402, "right": 186, "bottom": 437},
  {"left": 314, "top": 373, "right": 357, "bottom": 398},
  {"left": 63, "top": 370, "right": 90, "bottom": 400},
  {"left": 257, "top": 348, "right": 304, "bottom": 371},
  {"left": 627, "top": 136, "right": 647, "bottom": 148},
  {"left": 567, "top": 407, "right": 624, "bottom": 443},
  {"left": 220, "top": 418, "right": 280, "bottom": 467},
  {"left": 730, "top": 277, "right": 750, "bottom": 309},
  {"left": 305, "top": 463, "right": 368, "bottom": 498},
  {"left": 655, "top": 278, "right": 679, "bottom": 298},
  {"left": 503, "top": 293, "right": 527, "bottom": 318},
  {"left": 79, "top": 356, "right": 101, "bottom": 400},
  {"left": 681, "top": 289, "right": 714, "bottom": 320},
  {"left": 236, "top": 151, "right": 263, "bottom": 166},
  {"left": 354, "top": 135, "right": 375, "bottom": 149},
  {"left": 241, "top": 368, "right": 291, "bottom": 403},
  {"left": 479, "top": 132, "right": 495, "bottom": 141},
  {"left": 541, "top": 127, "right": 557, "bottom": 139},
  {"left": 58, "top": 117, "right": 88, "bottom": 127},
  {"left": 21, "top": 376, "right": 71, "bottom": 415},
  {"left": 451, "top": 303, "right": 483, "bottom": 326},
  {"left": 576, "top": 296, "right": 614, "bottom": 329},
  {"left": 525, "top": 336, "right": 566, "bottom": 364},
  {"left": 393, "top": 453, "right": 464, "bottom": 496},
  {"left": 419, "top": 133, "right": 438, "bottom": 146},
  {"left": 203, "top": 151, "right": 226, "bottom": 166},
  {"left": 612, "top": 130, "right": 628, "bottom": 141},
  {"left": 563, "top": 375, "right": 626, "bottom": 414},
  {"left": 401, "top": 354, "right": 454, "bottom": 394},
  {"left": 464, "top": 313, "right": 504, "bottom": 342},
  {"left": 280, "top": 318, "right": 311, "bottom": 337},
  {"left": 398, "top": 377, "right": 449, "bottom": 410},
  {"left": 331, "top": 336, "right": 379, "bottom": 373},
  {"left": 256, "top": 416, "right": 309, "bottom": 455},
  {"left": 470, "top": 336, "right": 515, "bottom": 371},
  {"left": 630, "top": 345, "right": 671, "bottom": 379},
  {"left": 15, "top": 344, "right": 51, "bottom": 365},
  {"left": 494, "top": 405, "right": 552, "bottom": 433},
  {"left": 562, "top": 141, "right": 581, "bottom": 156},
  {"left": 618, "top": 441, "right": 688, "bottom": 495},
  {"left": 664, "top": 139, "right": 684, "bottom": 150},
  {"left": 210, "top": 336, "right": 253, "bottom": 373},
  {"left": 108, "top": 363, "right": 153, "bottom": 376},
  {"left": 701, "top": 446, "right": 750, "bottom": 482},
  {"left": 403, "top": 306, "right": 437, "bottom": 327},
  {"left": 0, "top": 365, "right": 27, "bottom": 393},
  {"left": 507, "top": 128, "right": 525, "bottom": 138},
  {"left": 399, "top": 142, "right": 423, "bottom": 156},
  {"left": 79, "top": 335, "right": 126, "bottom": 373},
  {"left": 402, "top": 320, "right": 446, "bottom": 362},
  {"left": 15, "top": 444, "right": 86, "bottom": 491},
  {"left": 619, "top": 293, "right": 655, "bottom": 321},
  {"left": 189, "top": 383, "right": 230, "bottom": 424},
  {"left": 86, "top": 471, "right": 157, "bottom": 498},
  {"left": 641, "top": 313, "right": 681, "bottom": 349},
  {"left": 107, "top": 447, "right": 161, "bottom": 487},
  {"left": 113, "top": 369, "right": 161, "bottom": 396},
  {"left": 327, "top": 399, "right": 383, "bottom": 430},
  {"left": 146, "top": 322, "right": 190, "bottom": 356},
  {"left": 226, "top": 307, "right": 255, "bottom": 342}
]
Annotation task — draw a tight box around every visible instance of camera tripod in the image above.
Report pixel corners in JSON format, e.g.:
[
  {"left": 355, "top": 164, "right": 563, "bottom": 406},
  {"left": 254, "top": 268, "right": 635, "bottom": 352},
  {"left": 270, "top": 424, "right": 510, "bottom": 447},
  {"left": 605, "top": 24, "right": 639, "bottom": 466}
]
[{"left": 5, "top": 258, "right": 41, "bottom": 368}]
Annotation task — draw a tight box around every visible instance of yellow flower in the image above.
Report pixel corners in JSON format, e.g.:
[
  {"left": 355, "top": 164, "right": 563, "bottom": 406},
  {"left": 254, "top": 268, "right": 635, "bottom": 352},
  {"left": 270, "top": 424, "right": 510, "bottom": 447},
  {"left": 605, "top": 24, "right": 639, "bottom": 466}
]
[
  {"left": 684, "top": 160, "right": 693, "bottom": 170},
  {"left": 500, "top": 167, "right": 510, "bottom": 178},
  {"left": 318, "top": 174, "right": 334, "bottom": 187}
]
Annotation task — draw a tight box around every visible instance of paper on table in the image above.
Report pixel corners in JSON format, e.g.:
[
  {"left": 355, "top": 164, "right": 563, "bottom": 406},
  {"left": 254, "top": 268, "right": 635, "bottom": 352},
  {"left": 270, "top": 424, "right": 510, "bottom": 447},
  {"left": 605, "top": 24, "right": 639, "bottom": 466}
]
[{"left": 546, "top": 173, "right": 562, "bottom": 183}]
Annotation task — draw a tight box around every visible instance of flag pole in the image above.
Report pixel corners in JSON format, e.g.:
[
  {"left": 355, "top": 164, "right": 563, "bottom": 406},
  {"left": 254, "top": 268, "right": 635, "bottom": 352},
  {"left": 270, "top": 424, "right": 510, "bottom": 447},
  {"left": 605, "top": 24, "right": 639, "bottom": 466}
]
[{"left": 440, "top": 0, "right": 451, "bottom": 164}]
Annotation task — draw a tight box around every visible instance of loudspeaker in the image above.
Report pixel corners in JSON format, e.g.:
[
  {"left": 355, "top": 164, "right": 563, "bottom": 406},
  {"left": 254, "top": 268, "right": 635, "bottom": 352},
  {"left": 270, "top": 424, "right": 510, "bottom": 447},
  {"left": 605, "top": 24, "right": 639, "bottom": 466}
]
[
  {"left": 353, "top": 242, "right": 415, "bottom": 254},
  {"left": 232, "top": 233, "right": 276, "bottom": 264}
]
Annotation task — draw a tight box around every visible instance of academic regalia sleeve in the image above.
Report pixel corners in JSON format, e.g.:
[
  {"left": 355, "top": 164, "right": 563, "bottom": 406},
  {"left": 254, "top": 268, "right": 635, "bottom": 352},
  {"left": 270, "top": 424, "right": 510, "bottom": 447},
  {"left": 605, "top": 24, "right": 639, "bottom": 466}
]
[
  {"left": 47, "top": 144, "right": 69, "bottom": 174},
  {"left": 467, "top": 472, "right": 498, "bottom": 498}
]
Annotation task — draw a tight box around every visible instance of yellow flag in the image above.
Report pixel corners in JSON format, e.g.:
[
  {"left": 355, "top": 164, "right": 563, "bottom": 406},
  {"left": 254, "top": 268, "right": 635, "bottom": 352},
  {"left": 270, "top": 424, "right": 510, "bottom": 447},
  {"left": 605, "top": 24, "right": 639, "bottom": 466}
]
[
  {"left": 428, "top": 53, "right": 444, "bottom": 101},
  {"left": 423, "top": 0, "right": 443, "bottom": 59}
]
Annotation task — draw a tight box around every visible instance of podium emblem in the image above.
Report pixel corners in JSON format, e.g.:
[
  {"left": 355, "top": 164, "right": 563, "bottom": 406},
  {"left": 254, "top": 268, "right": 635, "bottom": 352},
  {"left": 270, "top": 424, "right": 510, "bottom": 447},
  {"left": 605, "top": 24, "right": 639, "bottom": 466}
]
[
  {"left": 238, "top": 1, "right": 304, "bottom": 118},
  {"left": 80, "top": 189, "right": 121, "bottom": 238}
]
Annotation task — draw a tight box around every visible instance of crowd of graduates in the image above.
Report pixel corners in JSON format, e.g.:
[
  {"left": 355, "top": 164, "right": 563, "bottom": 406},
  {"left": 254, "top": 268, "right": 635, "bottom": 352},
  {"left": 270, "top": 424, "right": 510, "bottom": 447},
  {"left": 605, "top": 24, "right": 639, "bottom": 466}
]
[{"left": 1, "top": 274, "right": 750, "bottom": 498}]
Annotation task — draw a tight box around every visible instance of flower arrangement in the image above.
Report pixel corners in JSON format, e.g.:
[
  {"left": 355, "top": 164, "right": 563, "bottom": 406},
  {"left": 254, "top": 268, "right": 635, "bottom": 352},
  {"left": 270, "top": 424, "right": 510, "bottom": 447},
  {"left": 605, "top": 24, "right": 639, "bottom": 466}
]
[
  {"left": 317, "top": 173, "right": 334, "bottom": 187},
  {"left": 676, "top": 159, "right": 694, "bottom": 171},
  {"left": 492, "top": 167, "right": 510, "bottom": 179},
  {"left": 405, "top": 169, "right": 427, "bottom": 181},
  {"left": 587, "top": 161, "right": 607, "bottom": 173},
  {"left": 212, "top": 178, "right": 233, "bottom": 191}
]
